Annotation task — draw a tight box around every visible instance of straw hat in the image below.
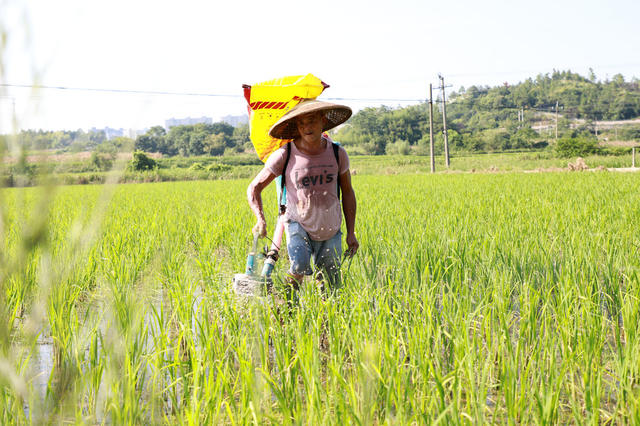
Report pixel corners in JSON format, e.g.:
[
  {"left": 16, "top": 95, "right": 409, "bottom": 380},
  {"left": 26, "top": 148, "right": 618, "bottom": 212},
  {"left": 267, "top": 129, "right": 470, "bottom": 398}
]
[{"left": 269, "top": 99, "right": 352, "bottom": 139}]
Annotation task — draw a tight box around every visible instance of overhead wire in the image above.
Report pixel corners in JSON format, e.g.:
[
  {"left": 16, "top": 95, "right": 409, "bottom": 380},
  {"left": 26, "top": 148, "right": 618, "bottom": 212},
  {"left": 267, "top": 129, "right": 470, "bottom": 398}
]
[
  {"left": 2, "top": 80, "right": 636, "bottom": 128},
  {"left": 0, "top": 83, "right": 425, "bottom": 103}
]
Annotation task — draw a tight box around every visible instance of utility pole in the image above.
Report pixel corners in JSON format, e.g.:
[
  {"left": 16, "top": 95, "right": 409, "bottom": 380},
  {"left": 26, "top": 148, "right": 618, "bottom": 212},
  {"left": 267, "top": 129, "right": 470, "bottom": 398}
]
[
  {"left": 429, "top": 84, "right": 435, "bottom": 173},
  {"left": 555, "top": 101, "right": 559, "bottom": 142},
  {"left": 438, "top": 74, "right": 450, "bottom": 168}
]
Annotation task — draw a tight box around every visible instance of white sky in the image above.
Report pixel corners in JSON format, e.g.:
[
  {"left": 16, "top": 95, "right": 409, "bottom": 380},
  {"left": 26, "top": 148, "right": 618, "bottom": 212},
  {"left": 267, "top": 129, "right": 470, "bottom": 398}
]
[{"left": 1, "top": 0, "right": 639, "bottom": 132}]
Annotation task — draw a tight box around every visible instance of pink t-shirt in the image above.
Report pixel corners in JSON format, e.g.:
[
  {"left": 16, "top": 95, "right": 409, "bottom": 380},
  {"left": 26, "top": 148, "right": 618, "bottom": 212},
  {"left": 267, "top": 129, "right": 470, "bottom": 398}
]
[{"left": 265, "top": 137, "right": 350, "bottom": 241}]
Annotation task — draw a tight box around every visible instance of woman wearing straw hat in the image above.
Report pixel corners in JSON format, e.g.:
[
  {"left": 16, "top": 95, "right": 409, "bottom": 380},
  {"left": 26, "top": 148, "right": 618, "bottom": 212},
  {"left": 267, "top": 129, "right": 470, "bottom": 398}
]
[{"left": 247, "top": 99, "right": 358, "bottom": 295}]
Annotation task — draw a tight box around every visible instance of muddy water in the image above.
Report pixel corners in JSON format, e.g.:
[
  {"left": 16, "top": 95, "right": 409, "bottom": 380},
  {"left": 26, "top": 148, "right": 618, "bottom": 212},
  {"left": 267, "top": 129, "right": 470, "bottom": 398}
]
[
  {"left": 24, "top": 282, "right": 277, "bottom": 420},
  {"left": 33, "top": 339, "right": 54, "bottom": 400}
]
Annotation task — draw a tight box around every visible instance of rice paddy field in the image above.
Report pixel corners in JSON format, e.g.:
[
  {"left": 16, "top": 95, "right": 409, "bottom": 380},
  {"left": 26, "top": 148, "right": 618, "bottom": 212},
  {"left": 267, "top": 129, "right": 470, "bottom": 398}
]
[{"left": 1, "top": 170, "right": 639, "bottom": 424}]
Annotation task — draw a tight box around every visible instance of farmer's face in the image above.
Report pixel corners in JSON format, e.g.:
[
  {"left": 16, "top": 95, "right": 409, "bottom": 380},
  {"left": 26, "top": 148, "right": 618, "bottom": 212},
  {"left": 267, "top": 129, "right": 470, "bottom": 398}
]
[{"left": 296, "top": 112, "right": 325, "bottom": 142}]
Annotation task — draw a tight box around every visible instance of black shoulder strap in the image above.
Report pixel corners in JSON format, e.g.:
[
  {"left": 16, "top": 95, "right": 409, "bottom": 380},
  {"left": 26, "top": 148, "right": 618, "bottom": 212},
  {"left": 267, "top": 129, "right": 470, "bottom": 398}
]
[
  {"left": 332, "top": 142, "right": 340, "bottom": 166},
  {"left": 332, "top": 142, "right": 341, "bottom": 200},
  {"left": 279, "top": 143, "right": 291, "bottom": 209}
]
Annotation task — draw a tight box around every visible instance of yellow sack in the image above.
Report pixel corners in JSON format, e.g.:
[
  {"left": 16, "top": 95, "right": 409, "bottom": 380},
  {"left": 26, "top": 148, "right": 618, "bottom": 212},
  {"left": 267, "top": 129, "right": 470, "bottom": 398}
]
[{"left": 243, "top": 74, "right": 327, "bottom": 162}]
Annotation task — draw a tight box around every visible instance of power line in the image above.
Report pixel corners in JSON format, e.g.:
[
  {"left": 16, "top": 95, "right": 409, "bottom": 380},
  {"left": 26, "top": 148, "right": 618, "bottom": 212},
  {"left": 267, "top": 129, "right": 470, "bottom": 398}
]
[
  {"left": 0, "top": 83, "right": 425, "bottom": 103},
  {"left": 0, "top": 83, "right": 241, "bottom": 98},
  {"left": 326, "top": 97, "right": 424, "bottom": 102}
]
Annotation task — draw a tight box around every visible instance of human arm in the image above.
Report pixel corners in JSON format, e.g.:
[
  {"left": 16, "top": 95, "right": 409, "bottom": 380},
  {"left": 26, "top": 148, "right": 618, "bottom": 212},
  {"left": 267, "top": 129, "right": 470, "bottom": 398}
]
[
  {"left": 339, "top": 170, "right": 358, "bottom": 257},
  {"left": 247, "top": 167, "right": 277, "bottom": 237}
]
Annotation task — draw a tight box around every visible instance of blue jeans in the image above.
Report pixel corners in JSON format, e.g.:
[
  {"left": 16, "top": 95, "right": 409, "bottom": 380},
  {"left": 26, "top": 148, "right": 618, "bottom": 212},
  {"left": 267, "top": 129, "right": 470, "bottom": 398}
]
[{"left": 286, "top": 221, "right": 342, "bottom": 290}]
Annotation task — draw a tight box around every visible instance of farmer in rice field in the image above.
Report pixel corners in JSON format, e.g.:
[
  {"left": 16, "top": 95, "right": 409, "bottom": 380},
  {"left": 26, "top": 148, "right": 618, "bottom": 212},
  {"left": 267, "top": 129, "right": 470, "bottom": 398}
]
[{"left": 247, "top": 99, "right": 358, "bottom": 294}]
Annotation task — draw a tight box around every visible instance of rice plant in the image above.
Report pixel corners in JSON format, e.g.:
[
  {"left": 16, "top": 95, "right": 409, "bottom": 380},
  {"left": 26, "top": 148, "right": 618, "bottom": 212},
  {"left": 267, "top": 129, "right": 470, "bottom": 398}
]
[{"left": 0, "top": 171, "right": 638, "bottom": 423}]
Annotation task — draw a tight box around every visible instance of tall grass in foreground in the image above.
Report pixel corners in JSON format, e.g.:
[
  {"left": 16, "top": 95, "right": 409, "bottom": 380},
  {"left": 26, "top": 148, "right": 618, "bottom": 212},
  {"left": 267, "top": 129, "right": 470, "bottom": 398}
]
[{"left": 0, "top": 172, "right": 639, "bottom": 423}]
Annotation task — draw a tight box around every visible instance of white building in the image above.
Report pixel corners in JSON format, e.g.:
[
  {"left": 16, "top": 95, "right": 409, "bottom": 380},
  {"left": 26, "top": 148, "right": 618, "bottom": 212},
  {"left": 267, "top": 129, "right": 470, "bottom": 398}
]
[
  {"left": 221, "top": 114, "right": 249, "bottom": 127},
  {"left": 165, "top": 116, "right": 213, "bottom": 129},
  {"left": 90, "top": 127, "right": 126, "bottom": 140}
]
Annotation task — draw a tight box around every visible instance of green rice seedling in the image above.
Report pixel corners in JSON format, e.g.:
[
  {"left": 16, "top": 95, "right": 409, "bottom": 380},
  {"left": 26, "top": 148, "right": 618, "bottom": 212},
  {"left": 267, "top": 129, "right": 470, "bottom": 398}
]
[{"left": 1, "top": 171, "right": 640, "bottom": 422}]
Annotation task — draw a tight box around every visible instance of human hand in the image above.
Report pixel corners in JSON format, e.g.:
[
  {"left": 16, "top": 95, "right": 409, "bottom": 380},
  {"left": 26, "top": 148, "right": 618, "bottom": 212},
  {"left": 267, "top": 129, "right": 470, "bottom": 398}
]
[
  {"left": 345, "top": 233, "right": 359, "bottom": 258},
  {"left": 253, "top": 219, "right": 267, "bottom": 238}
]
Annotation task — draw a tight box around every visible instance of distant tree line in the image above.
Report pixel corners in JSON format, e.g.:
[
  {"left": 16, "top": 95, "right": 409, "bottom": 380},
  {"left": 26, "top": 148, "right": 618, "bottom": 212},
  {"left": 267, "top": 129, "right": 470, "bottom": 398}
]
[
  {"left": 3, "top": 129, "right": 115, "bottom": 151},
  {"left": 1, "top": 122, "right": 252, "bottom": 157},
  {"left": 4, "top": 70, "right": 639, "bottom": 158},
  {"left": 333, "top": 70, "right": 640, "bottom": 154},
  {"left": 134, "top": 123, "right": 250, "bottom": 156}
]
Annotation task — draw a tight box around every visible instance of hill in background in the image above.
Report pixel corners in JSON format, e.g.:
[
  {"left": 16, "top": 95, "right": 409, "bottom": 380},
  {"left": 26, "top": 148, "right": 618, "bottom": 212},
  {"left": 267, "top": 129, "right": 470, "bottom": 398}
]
[{"left": 333, "top": 70, "right": 640, "bottom": 155}]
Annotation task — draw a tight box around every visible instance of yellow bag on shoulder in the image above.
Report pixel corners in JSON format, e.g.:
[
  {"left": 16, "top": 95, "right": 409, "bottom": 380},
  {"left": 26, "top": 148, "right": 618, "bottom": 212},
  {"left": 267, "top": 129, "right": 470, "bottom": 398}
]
[{"left": 243, "top": 74, "right": 327, "bottom": 162}]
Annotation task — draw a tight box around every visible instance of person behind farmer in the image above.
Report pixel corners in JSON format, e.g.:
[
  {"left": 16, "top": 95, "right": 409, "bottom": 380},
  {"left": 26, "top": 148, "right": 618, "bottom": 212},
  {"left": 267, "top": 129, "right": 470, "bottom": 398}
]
[{"left": 247, "top": 99, "right": 358, "bottom": 293}]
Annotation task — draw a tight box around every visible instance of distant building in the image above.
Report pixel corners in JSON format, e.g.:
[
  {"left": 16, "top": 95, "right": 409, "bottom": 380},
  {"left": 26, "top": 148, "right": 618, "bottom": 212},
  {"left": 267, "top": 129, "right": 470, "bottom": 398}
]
[
  {"left": 221, "top": 114, "right": 249, "bottom": 127},
  {"left": 125, "top": 128, "right": 148, "bottom": 139},
  {"left": 165, "top": 116, "right": 213, "bottom": 129},
  {"left": 90, "top": 127, "right": 126, "bottom": 140}
]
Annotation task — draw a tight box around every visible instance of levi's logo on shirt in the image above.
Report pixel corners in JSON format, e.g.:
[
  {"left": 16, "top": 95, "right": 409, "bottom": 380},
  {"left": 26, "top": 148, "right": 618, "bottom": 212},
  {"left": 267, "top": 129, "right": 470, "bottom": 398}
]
[{"left": 294, "top": 167, "right": 335, "bottom": 189}]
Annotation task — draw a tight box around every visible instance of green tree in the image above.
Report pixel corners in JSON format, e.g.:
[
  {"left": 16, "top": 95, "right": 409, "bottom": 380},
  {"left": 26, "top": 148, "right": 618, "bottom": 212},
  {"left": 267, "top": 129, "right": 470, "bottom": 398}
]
[
  {"left": 135, "top": 126, "right": 167, "bottom": 153},
  {"left": 555, "top": 136, "right": 599, "bottom": 158},
  {"left": 128, "top": 151, "right": 157, "bottom": 171},
  {"left": 204, "top": 134, "right": 226, "bottom": 156},
  {"left": 232, "top": 123, "right": 250, "bottom": 148},
  {"left": 385, "top": 139, "right": 410, "bottom": 155},
  {"left": 90, "top": 152, "right": 114, "bottom": 171},
  {"left": 510, "top": 127, "right": 539, "bottom": 149}
]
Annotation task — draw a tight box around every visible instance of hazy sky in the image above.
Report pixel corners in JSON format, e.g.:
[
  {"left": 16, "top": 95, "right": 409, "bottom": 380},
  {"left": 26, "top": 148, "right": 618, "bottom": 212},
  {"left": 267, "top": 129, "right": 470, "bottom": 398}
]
[{"left": 1, "top": 0, "right": 639, "bottom": 132}]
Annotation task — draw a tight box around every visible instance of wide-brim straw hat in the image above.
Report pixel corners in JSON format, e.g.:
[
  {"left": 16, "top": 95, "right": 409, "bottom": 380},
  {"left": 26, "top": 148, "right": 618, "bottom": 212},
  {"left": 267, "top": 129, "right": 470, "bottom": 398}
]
[{"left": 269, "top": 99, "right": 352, "bottom": 140}]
